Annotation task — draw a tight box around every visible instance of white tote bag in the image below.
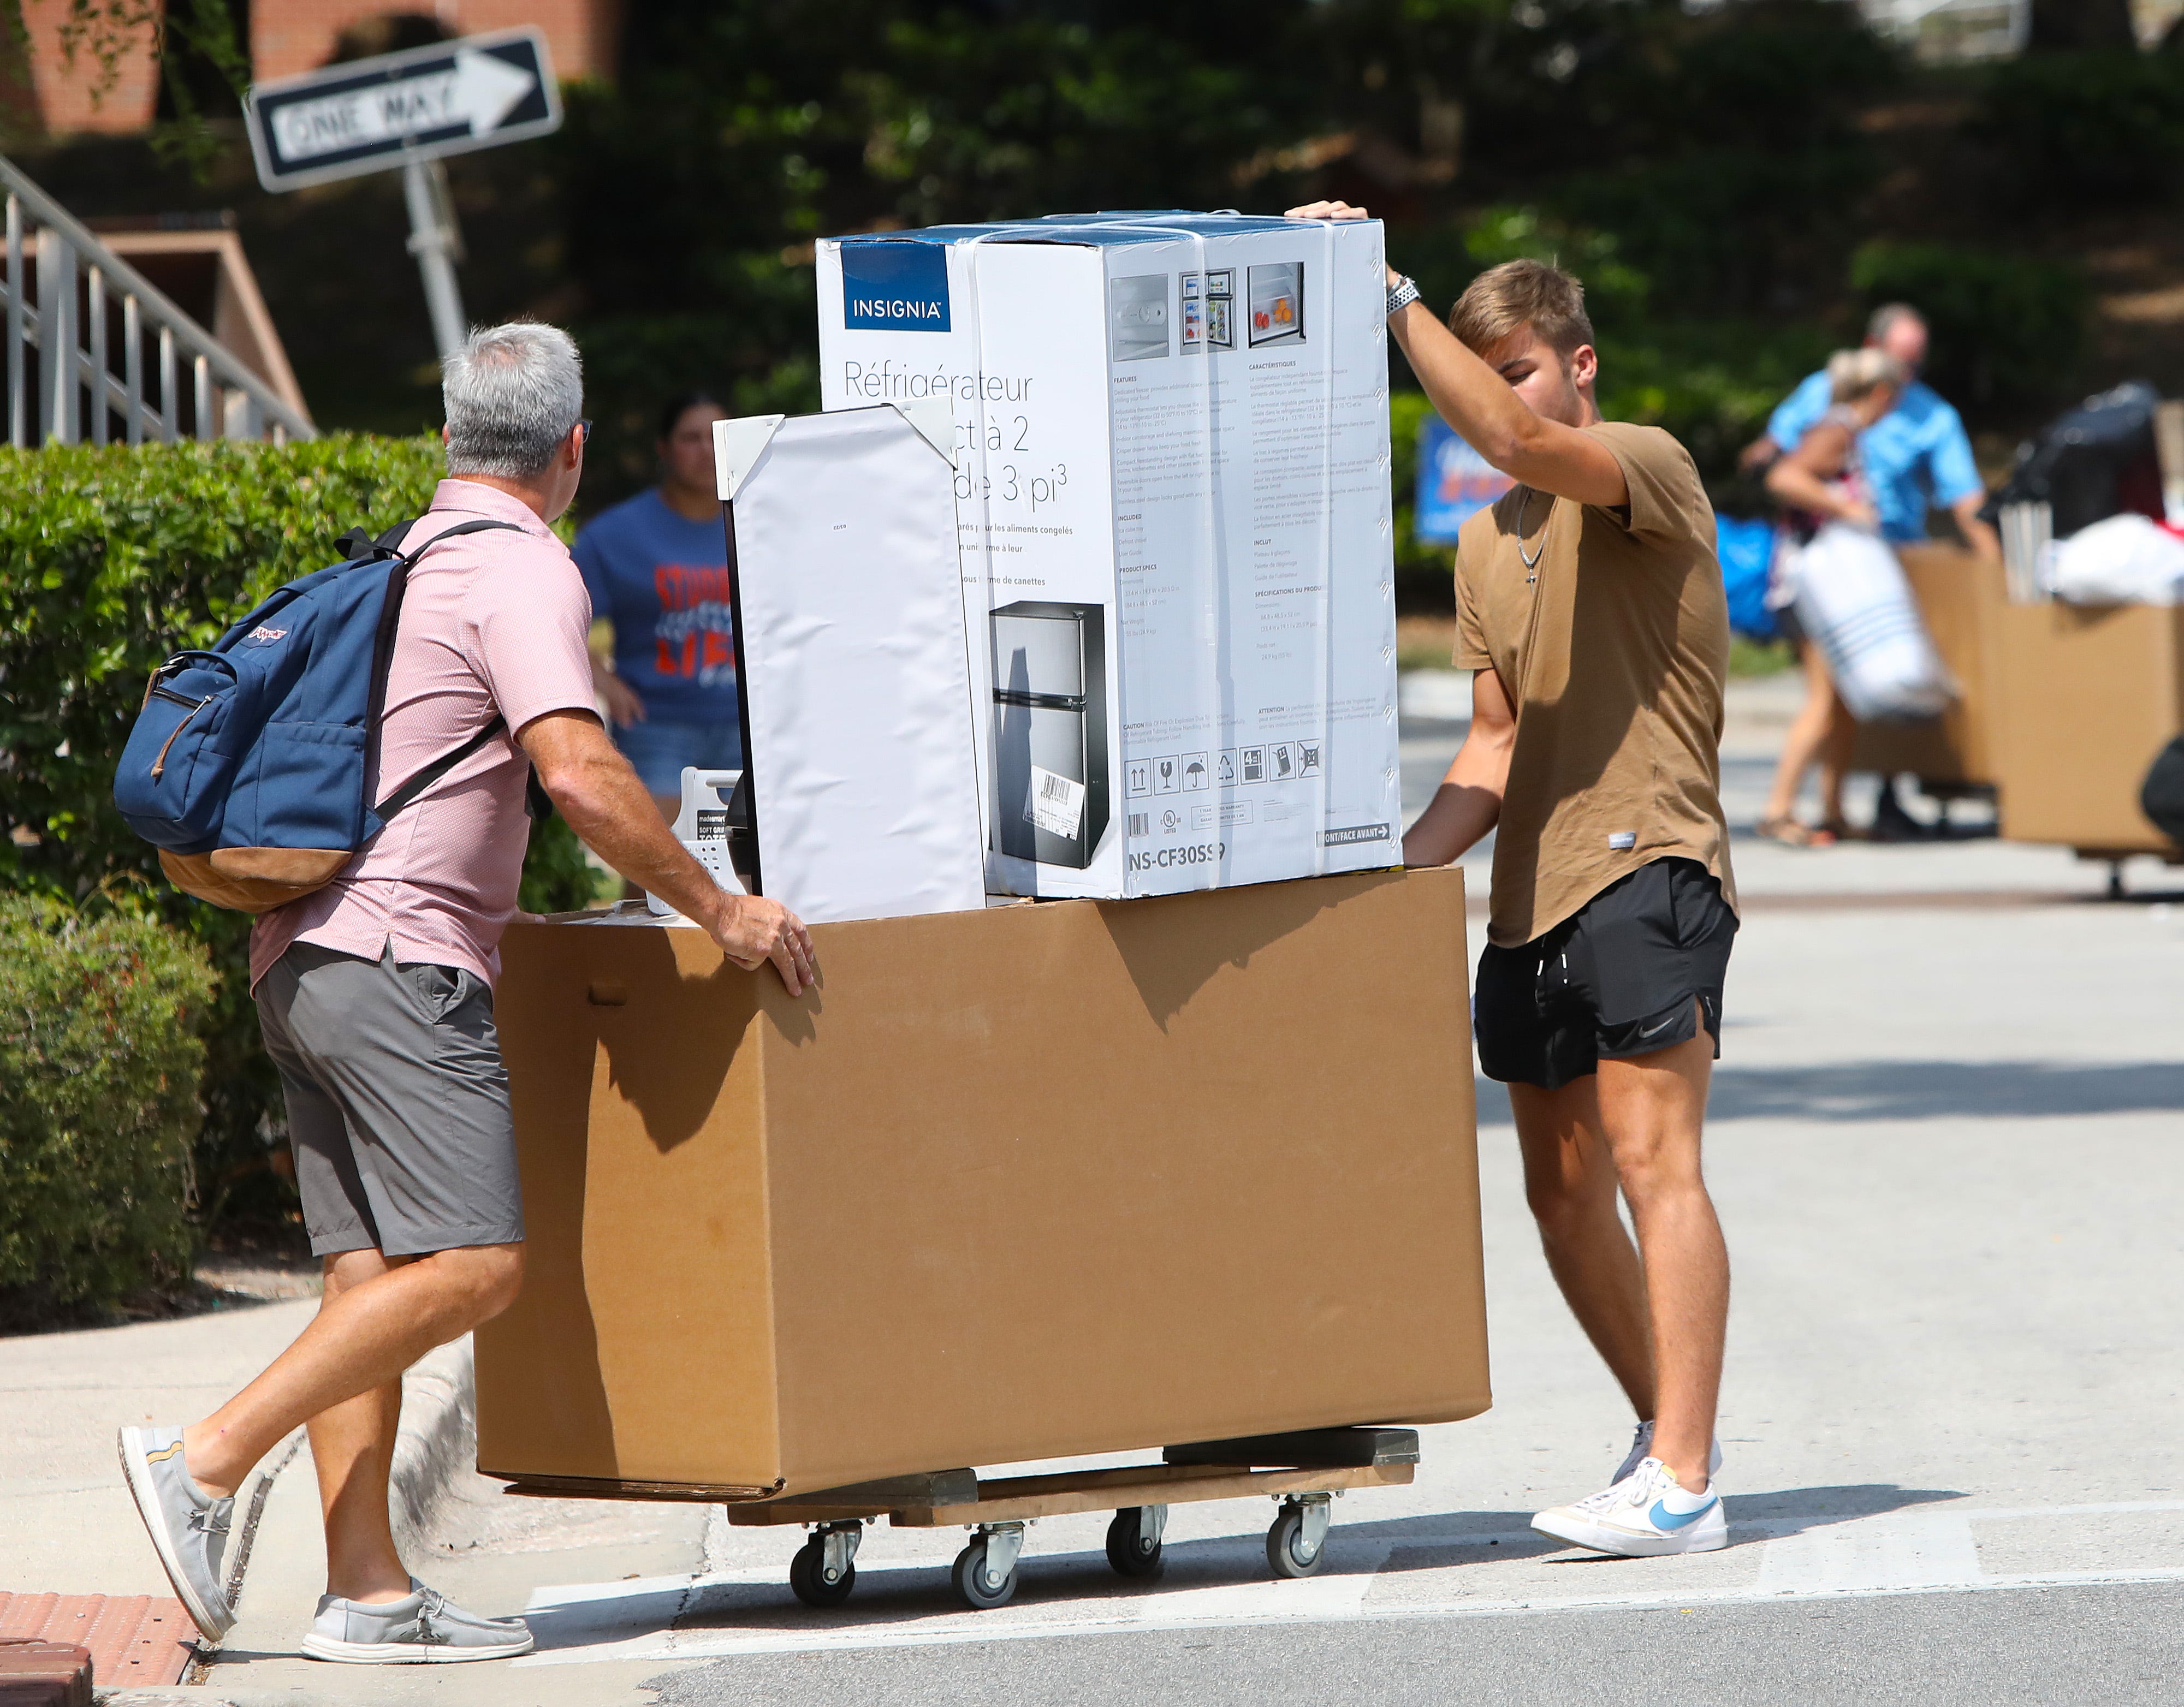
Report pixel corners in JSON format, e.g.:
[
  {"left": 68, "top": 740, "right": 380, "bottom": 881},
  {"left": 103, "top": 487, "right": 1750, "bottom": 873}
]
[{"left": 1781, "top": 521, "right": 1955, "bottom": 722}]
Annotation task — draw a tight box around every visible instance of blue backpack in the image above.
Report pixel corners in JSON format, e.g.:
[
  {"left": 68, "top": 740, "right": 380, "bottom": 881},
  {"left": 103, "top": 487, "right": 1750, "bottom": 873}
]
[
  {"left": 114, "top": 516, "right": 528, "bottom": 913},
  {"left": 1714, "top": 514, "right": 1779, "bottom": 643}
]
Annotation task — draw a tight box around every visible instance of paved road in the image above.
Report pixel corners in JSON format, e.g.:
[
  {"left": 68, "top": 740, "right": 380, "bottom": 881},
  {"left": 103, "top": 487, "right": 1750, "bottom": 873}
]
[
  {"left": 183, "top": 679, "right": 2184, "bottom": 1704},
  {"left": 645, "top": 1583, "right": 2184, "bottom": 1706}
]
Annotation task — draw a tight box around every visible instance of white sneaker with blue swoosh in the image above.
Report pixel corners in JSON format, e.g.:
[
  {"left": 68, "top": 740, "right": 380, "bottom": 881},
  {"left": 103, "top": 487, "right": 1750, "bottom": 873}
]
[{"left": 1532, "top": 1456, "right": 1727, "bottom": 1557}]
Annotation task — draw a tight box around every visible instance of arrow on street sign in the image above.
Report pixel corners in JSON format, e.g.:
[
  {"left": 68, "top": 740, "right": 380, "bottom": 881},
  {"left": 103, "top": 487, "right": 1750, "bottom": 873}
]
[{"left": 245, "top": 27, "right": 561, "bottom": 193}]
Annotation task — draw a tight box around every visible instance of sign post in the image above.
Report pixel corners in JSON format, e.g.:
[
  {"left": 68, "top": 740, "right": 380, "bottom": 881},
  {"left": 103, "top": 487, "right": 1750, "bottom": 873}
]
[
  {"left": 401, "top": 158, "right": 466, "bottom": 362},
  {"left": 244, "top": 28, "right": 562, "bottom": 360}
]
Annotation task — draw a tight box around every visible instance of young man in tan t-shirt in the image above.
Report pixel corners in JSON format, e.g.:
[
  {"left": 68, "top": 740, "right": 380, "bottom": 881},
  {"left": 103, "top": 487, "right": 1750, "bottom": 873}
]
[{"left": 1291, "top": 202, "right": 1736, "bottom": 1556}]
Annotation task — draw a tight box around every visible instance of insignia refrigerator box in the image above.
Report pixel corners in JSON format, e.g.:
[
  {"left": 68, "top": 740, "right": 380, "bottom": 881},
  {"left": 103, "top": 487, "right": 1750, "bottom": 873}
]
[{"left": 815, "top": 212, "right": 1403, "bottom": 900}]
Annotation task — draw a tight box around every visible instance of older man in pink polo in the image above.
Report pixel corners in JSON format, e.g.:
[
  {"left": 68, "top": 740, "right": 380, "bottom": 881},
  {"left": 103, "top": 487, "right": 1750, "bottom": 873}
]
[{"left": 118, "top": 322, "right": 814, "bottom": 1663}]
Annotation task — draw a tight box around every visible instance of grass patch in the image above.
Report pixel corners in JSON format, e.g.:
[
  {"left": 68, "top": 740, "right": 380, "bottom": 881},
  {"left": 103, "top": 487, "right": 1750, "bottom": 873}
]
[
  {"left": 1729, "top": 637, "right": 1796, "bottom": 677},
  {"left": 1397, "top": 615, "right": 1461, "bottom": 673}
]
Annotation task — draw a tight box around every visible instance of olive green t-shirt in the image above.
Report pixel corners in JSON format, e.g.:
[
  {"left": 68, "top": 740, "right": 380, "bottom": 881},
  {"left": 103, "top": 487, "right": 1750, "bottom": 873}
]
[{"left": 1452, "top": 420, "right": 1738, "bottom": 949}]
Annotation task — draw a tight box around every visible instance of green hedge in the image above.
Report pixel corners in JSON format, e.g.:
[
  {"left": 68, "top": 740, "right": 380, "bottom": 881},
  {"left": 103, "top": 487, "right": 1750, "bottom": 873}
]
[
  {"left": 1976, "top": 49, "right": 2184, "bottom": 211},
  {"left": 0, "top": 896, "right": 213, "bottom": 1316},
  {"left": 0, "top": 437, "right": 605, "bottom": 1239}
]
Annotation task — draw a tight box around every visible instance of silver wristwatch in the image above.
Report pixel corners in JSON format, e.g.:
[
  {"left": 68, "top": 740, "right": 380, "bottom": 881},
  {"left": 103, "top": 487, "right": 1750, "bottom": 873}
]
[{"left": 1386, "top": 275, "right": 1421, "bottom": 318}]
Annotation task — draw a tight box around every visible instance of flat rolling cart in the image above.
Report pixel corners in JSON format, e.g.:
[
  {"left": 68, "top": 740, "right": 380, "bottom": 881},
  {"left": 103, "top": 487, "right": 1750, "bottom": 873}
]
[
  {"left": 735, "top": 1426, "right": 1418, "bottom": 1611},
  {"left": 500, "top": 1426, "right": 1419, "bottom": 1614}
]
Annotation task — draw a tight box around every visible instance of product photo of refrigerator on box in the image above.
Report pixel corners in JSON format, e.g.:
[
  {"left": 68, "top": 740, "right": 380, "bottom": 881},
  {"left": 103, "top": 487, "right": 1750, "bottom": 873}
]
[
  {"left": 990, "top": 600, "right": 1108, "bottom": 869},
  {"left": 815, "top": 211, "right": 1402, "bottom": 901},
  {"left": 1247, "top": 260, "right": 1304, "bottom": 348}
]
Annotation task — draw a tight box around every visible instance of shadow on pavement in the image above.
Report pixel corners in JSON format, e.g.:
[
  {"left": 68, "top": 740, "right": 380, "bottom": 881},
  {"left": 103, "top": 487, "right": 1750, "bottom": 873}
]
[
  {"left": 1719, "top": 1483, "right": 1967, "bottom": 1534},
  {"left": 510, "top": 1484, "right": 1975, "bottom": 1652},
  {"left": 1474, "top": 1062, "right": 2184, "bottom": 1127}
]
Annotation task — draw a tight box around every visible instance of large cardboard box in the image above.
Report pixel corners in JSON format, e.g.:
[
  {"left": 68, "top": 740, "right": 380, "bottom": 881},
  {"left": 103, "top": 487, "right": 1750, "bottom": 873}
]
[
  {"left": 475, "top": 868, "right": 1488, "bottom": 1500},
  {"left": 1850, "top": 546, "right": 2005, "bottom": 788},
  {"left": 815, "top": 215, "right": 1402, "bottom": 901},
  {"left": 1993, "top": 599, "right": 2184, "bottom": 853}
]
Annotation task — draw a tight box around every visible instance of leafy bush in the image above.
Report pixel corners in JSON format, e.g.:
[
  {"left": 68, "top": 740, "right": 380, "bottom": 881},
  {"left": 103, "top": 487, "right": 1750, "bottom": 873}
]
[
  {"left": 1975, "top": 50, "right": 2184, "bottom": 210},
  {"left": 1406, "top": 206, "right": 1832, "bottom": 489},
  {"left": 0, "top": 437, "right": 606, "bottom": 1236},
  {"left": 1510, "top": 0, "right": 1896, "bottom": 316},
  {"left": 1851, "top": 241, "right": 2088, "bottom": 408},
  {"left": 0, "top": 896, "right": 213, "bottom": 1315}
]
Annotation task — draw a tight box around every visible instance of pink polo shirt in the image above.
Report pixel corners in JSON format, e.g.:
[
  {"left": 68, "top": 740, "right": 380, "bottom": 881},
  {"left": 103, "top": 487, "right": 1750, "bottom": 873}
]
[{"left": 250, "top": 480, "right": 597, "bottom": 991}]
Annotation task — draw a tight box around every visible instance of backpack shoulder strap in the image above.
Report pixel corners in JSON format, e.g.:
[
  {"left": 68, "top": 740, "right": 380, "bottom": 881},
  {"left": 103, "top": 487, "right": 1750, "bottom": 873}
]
[
  {"left": 399, "top": 517, "right": 529, "bottom": 562},
  {"left": 373, "top": 715, "right": 508, "bottom": 821},
  {"left": 364, "top": 516, "right": 547, "bottom": 826},
  {"left": 336, "top": 513, "right": 527, "bottom": 564}
]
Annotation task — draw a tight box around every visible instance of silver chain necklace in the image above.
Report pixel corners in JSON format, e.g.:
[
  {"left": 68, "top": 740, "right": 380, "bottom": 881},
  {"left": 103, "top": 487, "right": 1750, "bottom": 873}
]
[{"left": 1516, "top": 487, "right": 1549, "bottom": 581}]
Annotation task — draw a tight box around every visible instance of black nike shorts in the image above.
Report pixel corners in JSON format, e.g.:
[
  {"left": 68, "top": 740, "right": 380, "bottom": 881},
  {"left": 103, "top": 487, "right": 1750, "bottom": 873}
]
[{"left": 1474, "top": 857, "right": 1737, "bottom": 1092}]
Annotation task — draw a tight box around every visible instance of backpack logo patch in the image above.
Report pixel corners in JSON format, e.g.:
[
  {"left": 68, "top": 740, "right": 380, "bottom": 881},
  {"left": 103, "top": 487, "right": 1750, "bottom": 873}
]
[{"left": 243, "top": 625, "right": 289, "bottom": 647}]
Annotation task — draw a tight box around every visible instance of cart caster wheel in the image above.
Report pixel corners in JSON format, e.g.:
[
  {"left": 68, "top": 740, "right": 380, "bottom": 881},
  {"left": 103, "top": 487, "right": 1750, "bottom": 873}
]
[
  {"left": 1266, "top": 1504, "right": 1329, "bottom": 1579},
  {"left": 1105, "top": 1506, "right": 1166, "bottom": 1580},
  {"left": 952, "top": 1537, "right": 1019, "bottom": 1609},
  {"left": 790, "top": 1539, "right": 857, "bottom": 1608}
]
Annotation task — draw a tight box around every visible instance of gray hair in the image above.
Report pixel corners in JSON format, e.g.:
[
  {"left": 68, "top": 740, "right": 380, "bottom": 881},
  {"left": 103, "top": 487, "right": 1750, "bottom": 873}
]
[
  {"left": 442, "top": 322, "right": 584, "bottom": 480},
  {"left": 1827, "top": 346, "right": 1909, "bottom": 406},
  {"left": 1865, "top": 302, "right": 1925, "bottom": 346}
]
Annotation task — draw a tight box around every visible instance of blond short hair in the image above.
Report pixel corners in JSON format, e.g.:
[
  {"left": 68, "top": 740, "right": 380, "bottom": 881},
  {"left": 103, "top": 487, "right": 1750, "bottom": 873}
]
[
  {"left": 1826, "top": 347, "right": 1909, "bottom": 407},
  {"left": 1447, "top": 259, "right": 1596, "bottom": 359}
]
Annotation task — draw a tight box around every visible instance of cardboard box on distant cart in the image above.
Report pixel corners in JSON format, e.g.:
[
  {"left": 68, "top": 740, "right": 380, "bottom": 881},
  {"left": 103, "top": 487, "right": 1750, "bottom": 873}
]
[
  {"left": 814, "top": 213, "right": 1402, "bottom": 901},
  {"left": 1850, "top": 545, "right": 2006, "bottom": 788},
  {"left": 1992, "top": 599, "right": 2184, "bottom": 854},
  {"left": 473, "top": 867, "right": 1488, "bottom": 1500}
]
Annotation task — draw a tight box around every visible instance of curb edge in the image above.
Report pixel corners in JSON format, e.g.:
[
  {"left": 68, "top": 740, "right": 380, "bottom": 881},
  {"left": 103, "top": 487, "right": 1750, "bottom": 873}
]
[{"left": 389, "top": 1332, "right": 478, "bottom": 1557}]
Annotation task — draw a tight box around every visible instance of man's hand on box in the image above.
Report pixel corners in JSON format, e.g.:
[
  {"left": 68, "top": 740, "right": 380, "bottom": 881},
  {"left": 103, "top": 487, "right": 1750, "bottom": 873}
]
[
  {"left": 1286, "top": 200, "right": 1399, "bottom": 289},
  {"left": 707, "top": 892, "right": 817, "bottom": 996},
  {"left": 521, "top": 709, "right": 815, "bottom": 995},
  {"left": 1286, "top": 200, "right": 1368, "bottom": 222}
]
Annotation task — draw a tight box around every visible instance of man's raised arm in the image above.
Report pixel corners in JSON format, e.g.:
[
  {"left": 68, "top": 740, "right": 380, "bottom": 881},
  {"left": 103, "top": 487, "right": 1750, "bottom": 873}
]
[{"left": 1287, "top": 200, "right": 1627, "bottom": 508}]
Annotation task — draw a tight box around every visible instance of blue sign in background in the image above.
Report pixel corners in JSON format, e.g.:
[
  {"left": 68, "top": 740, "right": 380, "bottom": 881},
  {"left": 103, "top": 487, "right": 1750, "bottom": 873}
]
[
  {"left": 840, "top": 242, "right": 952, "bottom": 332},
  {"left": 1414, "top": 413, "right": 1515, "bottom": 546}
]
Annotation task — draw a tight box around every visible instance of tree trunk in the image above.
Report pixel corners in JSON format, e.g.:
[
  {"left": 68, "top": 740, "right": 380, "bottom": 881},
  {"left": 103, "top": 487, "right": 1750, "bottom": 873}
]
[{"left": 2028, "top": 0, "right": 2137, "bottom": 51}]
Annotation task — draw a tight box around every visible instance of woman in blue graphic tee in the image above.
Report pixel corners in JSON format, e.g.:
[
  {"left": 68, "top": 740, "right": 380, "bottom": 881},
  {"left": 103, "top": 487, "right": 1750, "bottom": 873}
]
[{"left": 573, "top": 392, "right": 739, "bottom": 819}]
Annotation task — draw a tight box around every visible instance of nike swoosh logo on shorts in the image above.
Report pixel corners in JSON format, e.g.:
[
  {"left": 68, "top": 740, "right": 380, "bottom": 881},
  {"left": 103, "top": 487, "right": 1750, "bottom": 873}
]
[
  {"left": 1649, "top": 1497, "right": 1718, "bottom": 1530},
  {"left": 1638, "top": 1014, "right": 1678, "bottom": 1039}
]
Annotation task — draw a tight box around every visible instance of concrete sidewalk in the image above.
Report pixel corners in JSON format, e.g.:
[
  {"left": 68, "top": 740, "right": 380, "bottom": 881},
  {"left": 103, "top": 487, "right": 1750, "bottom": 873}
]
[
  {"left": 1, "top": 1299, "right": 316, "bottom": 1602},
  {"left": 0, "top": 1288, "right": 480, "bottom": 1701}
]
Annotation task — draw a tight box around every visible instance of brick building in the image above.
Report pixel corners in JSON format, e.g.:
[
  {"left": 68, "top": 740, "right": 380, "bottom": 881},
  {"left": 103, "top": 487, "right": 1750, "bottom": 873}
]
[{"left": 14, "top": 0, "right": 623, "bottom": 138}]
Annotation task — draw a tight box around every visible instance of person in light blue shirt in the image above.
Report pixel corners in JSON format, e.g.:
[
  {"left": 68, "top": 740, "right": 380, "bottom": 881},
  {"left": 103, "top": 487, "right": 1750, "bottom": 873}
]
[
  {"left": 1748, "top": 305, "right": 1999, "bottom": 561},
  {"left": 1745, "top": 305, "right": 2000, "bottom": 837}
]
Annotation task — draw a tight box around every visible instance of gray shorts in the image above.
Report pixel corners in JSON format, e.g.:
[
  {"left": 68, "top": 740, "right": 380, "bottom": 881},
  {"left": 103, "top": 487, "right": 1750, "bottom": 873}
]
[{"left": 255, "top": 941, "right": 525, "bottom": 1258}]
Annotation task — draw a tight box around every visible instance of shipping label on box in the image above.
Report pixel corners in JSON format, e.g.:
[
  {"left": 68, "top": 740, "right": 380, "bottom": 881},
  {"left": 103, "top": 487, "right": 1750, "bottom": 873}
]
[{"left": 817, "top": 213, "right": 1400, "bottom": 899}]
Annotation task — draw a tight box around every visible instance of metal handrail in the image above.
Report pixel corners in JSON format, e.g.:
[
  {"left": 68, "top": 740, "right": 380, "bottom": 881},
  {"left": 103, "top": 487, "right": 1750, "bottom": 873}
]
[{"left": 0, "top": 152, "right": 314, "bottom": 445}]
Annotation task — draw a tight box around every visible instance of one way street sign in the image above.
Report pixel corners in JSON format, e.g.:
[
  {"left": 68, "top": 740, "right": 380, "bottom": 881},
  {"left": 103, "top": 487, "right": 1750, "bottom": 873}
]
[{"left": 245, "top": 27, "right": 561, "bottom": 192}]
